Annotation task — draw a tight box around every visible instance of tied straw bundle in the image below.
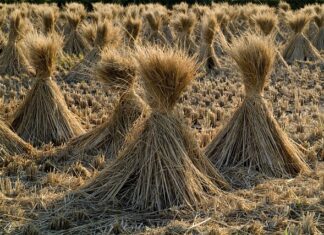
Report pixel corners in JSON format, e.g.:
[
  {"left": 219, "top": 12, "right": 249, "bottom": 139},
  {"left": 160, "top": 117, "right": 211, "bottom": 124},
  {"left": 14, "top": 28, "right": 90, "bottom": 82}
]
[
  {"left": 11, "top": 34, "right": 84, "bottom": 147},
  {"left": 206, "top": 34, "right": 310, "bottom": 187}
]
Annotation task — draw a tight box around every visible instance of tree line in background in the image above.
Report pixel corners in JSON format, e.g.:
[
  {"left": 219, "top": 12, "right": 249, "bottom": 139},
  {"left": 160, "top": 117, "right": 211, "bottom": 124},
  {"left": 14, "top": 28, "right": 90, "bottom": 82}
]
[{"left": 0, "top": 0, "right": 322, "bottom": 10}]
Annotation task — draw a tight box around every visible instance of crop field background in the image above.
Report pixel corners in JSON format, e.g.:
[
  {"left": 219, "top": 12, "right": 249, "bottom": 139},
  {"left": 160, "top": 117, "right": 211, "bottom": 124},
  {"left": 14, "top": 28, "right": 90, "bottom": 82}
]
[{"left": 0, "top": 1, "right": 323, "bottom": 234}]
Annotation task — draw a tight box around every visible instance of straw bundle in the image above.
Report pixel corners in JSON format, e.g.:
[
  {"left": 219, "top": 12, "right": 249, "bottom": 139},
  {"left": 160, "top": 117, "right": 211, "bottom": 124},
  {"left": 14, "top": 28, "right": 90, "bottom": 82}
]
[
  {"left": 42, "top": 9, "right": 57, "bottom": 36},
  {"left": 199, "top": 15, "right": 220, "bottom": 72},
  {"left": 253, "top": 12, "right": 278, "bottom": 36},
  {"left": 123, "top": 15, "right": 142, "bottom": 47},
  {"left": 313, "top": 14, "right": 324, "bottom": 51},
  {"left": 61, "top": 49, "right": 146, "bottom": 158},
  {"left": 283, "top": 13, "right": 322, "bottom": 63},
  {"left": 11, "top": 34, "right": 84, "bottom": 147},
  {"left": 172, "top": 13, "right": 197, "bottom": 55},
  {"left": 73, "top": 47, "right": 228, "bottom": 212},
  {"left": 80, "top": 22, "right": 96, "bottom": 47},
  {"left": 0, "top": 11, "right": 34, "bottom": 76},
  {"left": 0, "top": 119, "right": 34, "bottom": 155},
  {"left": 63, "top": 12, "right": 91, "bottom": 55},
  {"left": 145, "top": 11, "right": 166, "bottom": 45},
  {"left": 205, "top": 34, "right": 310, "bottom": 184},
  {"left": 278, "top": 1, "right": 291, "bottom": 12},
  {"left": 65, "top": 20, "right": 121, "bottom": 83},
  {"left": 0, "top": 31, "right": 4, "bottom": 53}
]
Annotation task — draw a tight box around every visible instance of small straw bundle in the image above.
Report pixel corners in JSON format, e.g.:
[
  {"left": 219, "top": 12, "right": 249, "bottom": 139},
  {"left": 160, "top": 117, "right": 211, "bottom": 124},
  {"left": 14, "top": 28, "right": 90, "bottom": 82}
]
[
  {"left": 72, "top": 47, "right": 228, "bottom": 213},
  {"left": 42, "top": 9, "right": 57, "bottom": 36},
  {"left": 65, "top": 20, "right": 121, "bottom": 83},
  {"left": 11, "top": 34, "right": 84, "bottom": 147},
  {"left": 282, "top": 13, "right": 322, "bottom": 63},
  {"left": 0, "top": 11, "right": 34, "bottom": 76},
  {"left": 0, "top": 119, "right": 34, "bottom": 155},
  {"left": 199, "top": 15, "right": 221, "bottom": 72},
  {"left": 313, "top": 13, "right": 324, "bottom": 51},
  {"left": 253, "top": 12, "right": 278, "bottom": 36},
  {"left": 172, "top": 13, "right": 197, "bottom": 55},
  {"left": 205, "top": 34, "right": 310, "bottom": 187},
  {"left": 61, "top": 49, "right": 146, "bottom": 158},
  {"left": 145, "top": 11, "right": 166, "bottom": 45},
  {"left": 123, "top": 15, "right": 142, "bottom": 48},
  {"left": 278, "top": 1, "right": 291, "bottom": 12},
  {"left": 63, "top": 12, "right": 91, "bottom": 55}
]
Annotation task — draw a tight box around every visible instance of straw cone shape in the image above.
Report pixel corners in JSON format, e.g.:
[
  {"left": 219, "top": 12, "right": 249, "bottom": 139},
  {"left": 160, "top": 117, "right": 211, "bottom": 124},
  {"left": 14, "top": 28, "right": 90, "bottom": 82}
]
[
  {"left": 172, "top": 13, "right": 197, "bottom": 55},
  {"left": 145, "top": 12, "right": 166, "bottom": 45},
  {"left": 63, "top": 12, "right": 91, "bottom": 55},
  {"left": 313, "top": 14, "right": 324, "bottom": 51},
  {"left": 43, "top": 9, "right": 56, "bottom": 36},
  {"left": 0, "top": 119, "right": 34, "bottom": 155},
  {"left": 65, "top": 21, "right": 121, "bottom": 83},
  {"left": 0, "top": 11, "right": 34, "bottom": 76},
  {"left": 199, "top": 15, "right": 220, "bottom": 71},
  {"left": 123, "top": 16, "right": 142, "bottom": 48},
  {"left": 74, "top": 47, "right": 228, "bottom": 212},
  {"left": 254, "top": 12, "right": 278, "bottom": 36},
  {"left": 205, "top": 34, "right": 310, "bottom": 182},
  {"left": 283, "top": 14, "right": 322, "bottom": 63},
  {"left": 62, "top": 49, "right": 146, "bottom": 158},
  {"left": 11, "top": 34, "right": 84, "bottom": 147}
]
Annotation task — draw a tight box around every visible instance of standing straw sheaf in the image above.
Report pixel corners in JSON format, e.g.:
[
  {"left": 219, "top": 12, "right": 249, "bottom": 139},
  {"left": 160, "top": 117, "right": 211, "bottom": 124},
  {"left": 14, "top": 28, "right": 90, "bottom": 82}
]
[
  {"left": 57, "top": 48, "right": 146, "bottom": 159},
  {"left": 63, "top": 12, "right": 91, "bottom": 55},
  {"left": 42, "top": 9, "right": 57, "bottom": 36},
  {"left": 0, "top": 11, "right": 34, "bottom": 76},
  {"left": 123, "top": 16, "right": 142, "bottom": 47},
  {"left": 199, "top": 15, "right": 221, "bottom": 72},
  {"left": 145, "top": 11, "right": 166, "bottom": 45},
  {"left": 11, "top": 34, "right": 84, "bottom": 147},
  {"left": 65, "top": 20, "right": 121, "bottom": 83},
  {"left": 253, "top": 12, "right": 278, "bottom": 36},
  {"left": 70, "top": 46, "right": 228, "bottom": 213},
  {"left": 282, "top": 13, "right": 322, "bottom": 63},
  {"left": 313, "top": 13, "right": 324, "bottom": 51},
  {"left": 205, "top": 34, "right": 310, "bottom": 188},
  {"left": 172, "top": 13, "right": 197, "bottom": 55}
]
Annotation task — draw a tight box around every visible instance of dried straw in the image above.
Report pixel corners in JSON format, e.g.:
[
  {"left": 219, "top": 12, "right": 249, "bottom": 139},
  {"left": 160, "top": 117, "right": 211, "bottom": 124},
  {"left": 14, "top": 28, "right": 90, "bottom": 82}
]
[
  {"left": 59, "top": 48, "right": 146, "bottom": 158},
  {"left": 63, "top": 12, "right": 91, "bottom": 55},
  {"left": 282, "top": 13, "right": 322, "bottom": 63},
  {"left": 11, "top": 34, "right": 84, "bottom": 147},
  {"left": 199, "top": 15, "right": 220, "bottom": 72},
  {"left": 205, "top": 34, "right": 310, "bottom": 186},
  {"left": 0, "top": 119, "right": 34, "bottom": 155},
  {"left": 42, "top": 9, "right": 57, "bottom": 36},
  {"left": 71, "top": 46, "right": 228, "bottom": 213},
  {"left": 0, "top": 11, "right": 34, "bottom": 76},
  {"left": 145, "top": 11, "right": 166, "bottom": 45},
  {"left": 65, "top": 20, "right": 121, "bottom": 83},
  {"left": 253, "top": 12, "right": 278, "bottom": 36},
  {"left": 313, "top": 13, "right": 324, "bottom": 51},
  {"left": 123, "top": 16, "right": 142, "bottom": 47},
  {"left": 172, "top": 13, "right": 197, "bottom": 55}
]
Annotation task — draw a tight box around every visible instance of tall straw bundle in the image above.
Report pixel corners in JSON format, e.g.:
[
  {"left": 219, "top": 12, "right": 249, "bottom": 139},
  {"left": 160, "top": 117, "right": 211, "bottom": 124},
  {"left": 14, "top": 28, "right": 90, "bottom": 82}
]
[
  {"left": 0, "top": 119, "right": 34, "bottom": 155},
  {"left": 11, "top": 34, "right": 84, "bottom": 147},
  {"left": 63, "top": 12, "right": 91, "bottom": 55},
  {"left": 205, "top": 34, "right": 310, "bottom": 186},
  {"left": 123, "top": 15, "right": 142, "bottom": 47},
  {"left": 72, "top": 47, "right": 228, "bottom": 212},
  {"left": 282, "top": 13, "right": 322, "bottom": 63},
  {"left": 199, "top": 15, "right": 221, "bottom": 72},
  {"left": 65, "top": 20, "right": 121, "bottom": 83},
  {"left": 172, "top": 13, "right": 197, "bottom": 55},
  {"left": 144, "top": 11, "right": 166, "bottom": 45},
  {"left": 80, "top": 22, "right": 96, "bottom": 47},
  {"left": 0, "top": 11, "right": 34, "bottom": 76},
  {"left": 313, "top": 13, "right": 324, "bottom": 51},
  {"left": 253, "top": 12, "right": 278, "bottom": 36},
  {"left": 60, "top": 49, "right": 146, "bottom": 158}
]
